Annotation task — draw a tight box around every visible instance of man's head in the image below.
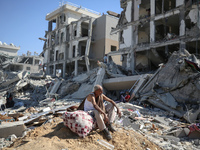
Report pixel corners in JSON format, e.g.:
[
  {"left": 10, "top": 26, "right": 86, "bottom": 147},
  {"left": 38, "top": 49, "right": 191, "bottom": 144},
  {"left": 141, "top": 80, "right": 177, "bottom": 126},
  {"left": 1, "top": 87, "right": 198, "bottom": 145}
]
[{"left": 93, "top": 84, "right": 103, "bottom": 96}]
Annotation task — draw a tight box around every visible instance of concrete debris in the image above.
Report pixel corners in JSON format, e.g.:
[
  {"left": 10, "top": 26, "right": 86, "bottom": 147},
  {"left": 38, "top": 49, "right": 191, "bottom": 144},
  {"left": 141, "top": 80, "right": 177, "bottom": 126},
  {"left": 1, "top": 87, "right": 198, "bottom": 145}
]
[
  {"left": 137, "top": 50, "right": 200, "bottom": 123},
  {"left": 0, "top": 121, "right": 26, "bottom": 138},
  {"left": 115, "top": 102, "right": 200, "bottom": 149},
  {"left": 1, "top": 49, "right": 200, "bottom": 149},
  {"left": 0, "top": 52, "right": 44, "bottom": 75},
  {"left": 46, "top": 78, "right": 62, "bottom": 98}
]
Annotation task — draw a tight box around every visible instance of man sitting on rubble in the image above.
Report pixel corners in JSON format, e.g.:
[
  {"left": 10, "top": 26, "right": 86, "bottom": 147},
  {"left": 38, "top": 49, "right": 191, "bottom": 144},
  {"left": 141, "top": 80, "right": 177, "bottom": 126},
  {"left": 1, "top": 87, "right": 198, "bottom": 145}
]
[{"left": 78, "top": 84, "right": 121, "bottom": 140}]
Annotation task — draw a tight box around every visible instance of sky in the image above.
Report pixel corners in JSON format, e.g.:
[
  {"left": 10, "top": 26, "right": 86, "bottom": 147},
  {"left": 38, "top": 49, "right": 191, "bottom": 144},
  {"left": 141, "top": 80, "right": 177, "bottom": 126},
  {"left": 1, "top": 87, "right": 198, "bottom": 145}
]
[{"left": 0, "top": 0, "right": 122, "bottom": 56}]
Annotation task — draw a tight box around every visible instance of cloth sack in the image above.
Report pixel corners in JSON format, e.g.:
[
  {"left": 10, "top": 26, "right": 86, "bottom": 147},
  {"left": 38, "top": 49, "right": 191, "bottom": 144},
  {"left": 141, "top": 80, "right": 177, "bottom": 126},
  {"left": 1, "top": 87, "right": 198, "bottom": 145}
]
[{"left": 63, "top": 110, "right": 94, "bottom": 138}]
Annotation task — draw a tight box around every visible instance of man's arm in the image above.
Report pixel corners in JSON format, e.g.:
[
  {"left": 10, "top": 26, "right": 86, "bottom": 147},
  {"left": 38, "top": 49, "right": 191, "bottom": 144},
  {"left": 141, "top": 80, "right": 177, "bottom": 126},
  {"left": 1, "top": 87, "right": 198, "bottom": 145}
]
[
  {"left": 89, "top": 94, "right": 109, "bottom": 122},
  {"left": 102, "top": 94, "right": 121, "bottom": 117}
]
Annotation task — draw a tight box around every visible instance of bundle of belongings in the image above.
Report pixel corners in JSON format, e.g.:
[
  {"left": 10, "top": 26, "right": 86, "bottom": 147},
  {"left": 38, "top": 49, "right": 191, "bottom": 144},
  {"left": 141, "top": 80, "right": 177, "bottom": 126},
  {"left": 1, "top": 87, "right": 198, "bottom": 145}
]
[{"left": 62, "top": 110, "right": 95, "bottom": 138}]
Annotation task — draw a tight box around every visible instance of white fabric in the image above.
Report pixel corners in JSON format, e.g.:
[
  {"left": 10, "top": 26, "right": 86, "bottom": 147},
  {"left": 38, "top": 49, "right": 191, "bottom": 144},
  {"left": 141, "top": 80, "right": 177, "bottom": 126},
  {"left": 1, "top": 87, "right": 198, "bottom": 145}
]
[{"left": 84, "top": 98, "right": 95, "bottom": 111}]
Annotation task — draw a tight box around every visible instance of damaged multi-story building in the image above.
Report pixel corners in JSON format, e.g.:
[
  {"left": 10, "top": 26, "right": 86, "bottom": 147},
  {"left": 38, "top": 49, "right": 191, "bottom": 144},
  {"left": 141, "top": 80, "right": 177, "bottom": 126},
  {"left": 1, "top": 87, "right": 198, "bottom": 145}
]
[
  {"left": 42, "top": 2, "right": 120, "bottom": 78},
  {"left": 0, "top": 41, "right": 43, "bottom": 74},
  {"left": 0, "top": 41, "right": 20, "bottom": 57},
  {"left": 110, "top": 0, "right": 200, "bottom": 73}
]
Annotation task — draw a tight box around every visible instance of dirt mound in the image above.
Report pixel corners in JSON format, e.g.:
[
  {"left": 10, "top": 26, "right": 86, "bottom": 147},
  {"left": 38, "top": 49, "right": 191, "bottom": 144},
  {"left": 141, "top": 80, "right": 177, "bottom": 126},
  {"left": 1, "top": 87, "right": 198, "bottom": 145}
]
[{"left": 3, "top": 117, "right": 161, "bottom": 150}]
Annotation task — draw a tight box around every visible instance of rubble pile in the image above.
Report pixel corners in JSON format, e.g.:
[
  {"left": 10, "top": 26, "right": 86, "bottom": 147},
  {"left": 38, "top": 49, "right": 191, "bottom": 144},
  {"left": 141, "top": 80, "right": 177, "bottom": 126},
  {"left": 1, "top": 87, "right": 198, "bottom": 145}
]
[
  {"left": 1, "top": 49, "right": 200, "bottom": 149},
  {"left": 0, "top": 53, "right": 15, "bottom": 70},
  {"left": 116, "top": 102, "right": 200, "bottom": 150},
  {"left": 136, "top": 50, "right": 200, "bottom": 123}
]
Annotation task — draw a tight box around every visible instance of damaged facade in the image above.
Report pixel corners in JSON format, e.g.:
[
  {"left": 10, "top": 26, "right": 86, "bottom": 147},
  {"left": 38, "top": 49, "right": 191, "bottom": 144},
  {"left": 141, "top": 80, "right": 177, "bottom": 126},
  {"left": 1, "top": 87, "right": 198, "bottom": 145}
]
[
  {"left": 110, "top": 0, "right": 200, "bottom": 73},
  {"left": 0, "top": 41, "right": 20, "bottom": 57},
  {"left": 0, "top": 42, "right": 43, "bottom": 74},
  {"left": 42, "top": 2, "right": 120, "bottom": 78}
]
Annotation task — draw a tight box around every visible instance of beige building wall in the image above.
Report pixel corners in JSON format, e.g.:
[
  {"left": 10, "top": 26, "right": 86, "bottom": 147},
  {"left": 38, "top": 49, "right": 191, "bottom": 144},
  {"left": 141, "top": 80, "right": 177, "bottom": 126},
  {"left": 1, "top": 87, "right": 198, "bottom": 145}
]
[
  {"left": 105, "top": 38, "right": 121, "bottom": 65},
  {"left": 90, "top": 39, "right": 105, "bottom": 61},
  {"left": 43, "top": 2, "right": 120, "bottom": 77},
  {"left": 105, "top": 39, "right": 119, "bottom": 53},
  {"left": 92, "top": 15, "right": 119, "bottom": 64},
  {"left": 112, "top": 55, "right": 122, "bottom": 65}
]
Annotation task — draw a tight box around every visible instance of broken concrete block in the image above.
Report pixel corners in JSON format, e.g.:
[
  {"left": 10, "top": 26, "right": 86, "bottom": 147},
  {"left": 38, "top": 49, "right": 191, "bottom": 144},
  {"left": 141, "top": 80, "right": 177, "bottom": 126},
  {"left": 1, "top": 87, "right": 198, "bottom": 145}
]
[
  {"left": 7, "top": 112, "right": 24, "bottom": 119},
  {"left": 18, "top": 116, "right": 29, "bottom": 121},
  {"left": 193, "top": 139, "right": 200, "bottom": 146},
  {"left": 153, "top": 115, "right": 169, "bottom": 126},
  {"left": 130, "top": 74, "right": 150, "bottom": 99},
  {"left": 147, "top": 99, "right": 184, "bottom": 118},
  {"left": 0, "top": 72, "right": 23, "bottom": 88},
  {"left": 183, "top": 107, "right": 200, "bottom": 123},
  {"left": 49, "top": 78, "right": 62, "bottom": 96},
  {"left": 184, "top": 127, "right": 190, "bottom": 136},
  {"left": 69, "top": 83, "right": 93, "bottom": 99},
  {"left": 161, "top": 135, "right": 180, "bottom": 143},
  {"left": 131, "top": 123, "right": 140, "bottom": 130},
  {"left": 122, "top": 117, "right": 131, "bottom": 127},
  {"left": 167, "top": 128, "right": 186, "bottom": 138},
  {"left": 42, "top": 107, "right": 51, "bottom": 112},
  {"left": 72, "top": 73, "right": 89, "bottom": 83},
  {"left": 122, "top": 103, "right": 145, "bottom": 111},
  {"left": 7, "top": 134, "right": 17, "bottom": 142},
  {"left": 155, "top": 92, "right": 178, "bottom": 109},
  {"left": 14, "top": 81, "right": 28, "bottom": 91},
  {"left": 0, "top": 121, "right": 26, "bottom": 138},
  {"left": 175, "top": 129, "right": 186, "bottom": 137},
  {"left": 103, "top": 75, "right": 141, "bottom": 91},
  {"left": 93, "top": 67, "right": 105, "bottom": 89}
]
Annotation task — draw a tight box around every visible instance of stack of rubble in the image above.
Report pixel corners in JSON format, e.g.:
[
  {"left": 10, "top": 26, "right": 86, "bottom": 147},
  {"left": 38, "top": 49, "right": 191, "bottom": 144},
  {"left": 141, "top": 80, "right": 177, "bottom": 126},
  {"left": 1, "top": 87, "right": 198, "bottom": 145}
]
[
  {"left": 114, "top": 102, "right": 200, "bottom": 150},
  {"left": 136, "top": 49, "right": 200, "bottom": 123},
  {"left": 1, "top": 49, "right": 200, "bottom": 149}
]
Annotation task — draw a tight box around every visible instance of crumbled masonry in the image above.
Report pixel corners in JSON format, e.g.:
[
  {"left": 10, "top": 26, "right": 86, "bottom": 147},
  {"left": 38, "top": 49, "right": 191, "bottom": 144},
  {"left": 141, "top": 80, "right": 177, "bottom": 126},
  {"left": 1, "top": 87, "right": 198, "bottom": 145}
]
[
  {"left": 0, "top": 49, "right": 200, "bottom": 149},
  {"left": 2, "top": 0, "right": 200, "bottom": 149}
]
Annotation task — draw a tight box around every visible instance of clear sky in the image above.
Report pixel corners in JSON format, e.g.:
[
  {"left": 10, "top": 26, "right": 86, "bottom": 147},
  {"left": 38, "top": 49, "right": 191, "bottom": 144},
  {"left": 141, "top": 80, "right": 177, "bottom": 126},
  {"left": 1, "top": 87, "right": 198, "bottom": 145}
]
[{"left": 0, "top": 0, "right": 122, "bottom": 56}]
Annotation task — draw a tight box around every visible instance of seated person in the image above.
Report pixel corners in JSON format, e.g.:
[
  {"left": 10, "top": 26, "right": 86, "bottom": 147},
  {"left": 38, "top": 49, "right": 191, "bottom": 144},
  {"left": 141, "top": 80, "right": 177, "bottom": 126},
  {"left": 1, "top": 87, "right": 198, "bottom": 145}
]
[
  {"left": 1, "top": 92, "right": 15, "bottom": 111},
  {"left": 6, "top": 92, "right": 15, "bottom": 108},
  {"left": 78, "top": 84, "right": 121, "bottom": 140},
  {"left": 120, "top": 91, "right": 130, "bottom": 103}
]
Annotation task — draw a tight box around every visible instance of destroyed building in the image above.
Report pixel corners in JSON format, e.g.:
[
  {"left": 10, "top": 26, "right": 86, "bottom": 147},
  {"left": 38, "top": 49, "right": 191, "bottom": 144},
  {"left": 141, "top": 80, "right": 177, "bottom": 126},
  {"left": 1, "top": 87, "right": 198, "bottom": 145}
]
[
  {"left": 2, "top": 1, "right": 200, "bottom": 149},
  {"left": 1, "top": 51, "right": 43, "bottom": 74},
  {"left": 110, "top": 0, "right": 200, "bottom": 74},
  {"left": 41, "top": 2, "right": 120, "bottom": 78},
  {"left": 0, "top": 42, "right": 43, "bottom": 74},
  {"left": 0, "top": 41, "right": 20, "bottom": 57}
]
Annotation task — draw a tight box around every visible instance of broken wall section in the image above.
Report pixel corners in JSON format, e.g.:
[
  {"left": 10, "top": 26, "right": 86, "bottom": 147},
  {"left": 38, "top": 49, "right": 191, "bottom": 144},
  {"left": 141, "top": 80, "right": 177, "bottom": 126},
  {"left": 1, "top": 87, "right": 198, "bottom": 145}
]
[{"left": 137, "top": 49, "right": 200, "bottom": 123}]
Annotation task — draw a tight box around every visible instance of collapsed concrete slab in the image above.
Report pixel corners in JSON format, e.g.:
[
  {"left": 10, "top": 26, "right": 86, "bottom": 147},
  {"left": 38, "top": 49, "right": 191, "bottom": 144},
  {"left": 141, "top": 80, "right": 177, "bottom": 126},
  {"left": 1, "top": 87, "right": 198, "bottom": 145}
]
[
  {"left": 130, "top": 74, "right": 151, "bottom": 100},
  {"left": 154, "top": 92, "right": 178, "bottom": 109},
  {"left": 0, "top": 71, "right": 24, "bottom": 88},
  {"left": 29, "top": 70, "right": 45, "bottom": 79},
  {"left": 103, "top": 75, "right": 141, "bottom": 90},
  {"left": 46, "top": 78, "right": 62, "bottom": 98},
  {"left": 68, "top": 83, "right": 94, "bottom": 99},
  {"left": 0, "top": 121, "right": 26, "bottom": 138},
  {"left": 137, "top": 50, "right": 200, "bottom": 122},
  {"left": 183, "top": 107, "right": 200, "bottom": 123},
  {"left": 93, "top": 65, "right": 106, "bottom": 89}
]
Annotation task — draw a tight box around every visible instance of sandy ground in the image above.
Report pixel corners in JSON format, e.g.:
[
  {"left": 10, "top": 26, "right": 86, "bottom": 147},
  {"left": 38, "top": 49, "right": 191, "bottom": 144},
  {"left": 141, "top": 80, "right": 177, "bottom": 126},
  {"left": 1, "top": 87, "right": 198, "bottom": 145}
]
[{"left": 3, "top": 117, "right": 162, "bottom": 150}]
